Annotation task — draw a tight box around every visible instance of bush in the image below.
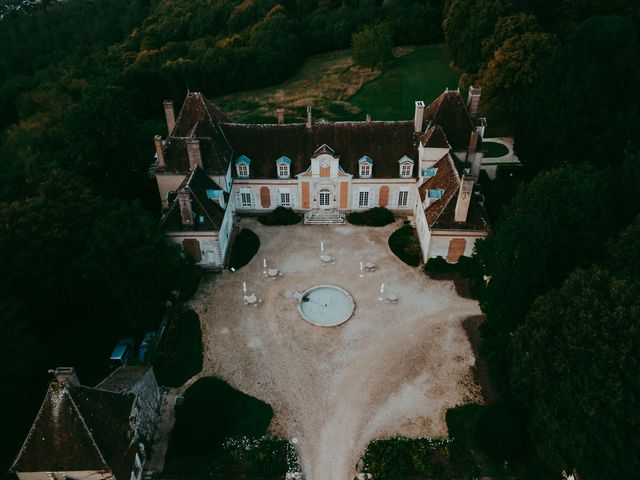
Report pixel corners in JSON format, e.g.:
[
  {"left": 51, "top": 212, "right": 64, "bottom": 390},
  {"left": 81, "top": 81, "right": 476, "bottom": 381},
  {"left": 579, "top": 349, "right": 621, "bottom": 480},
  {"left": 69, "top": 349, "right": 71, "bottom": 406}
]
[
  {"left": 348, "top": 207, "right": 395, "bottom": 226},
  {"left": 361, "top": 436, "right": 452, "bottom": 479},
  {"left": 152, "top": 308, "right": 203, "bottom": 387},
  {"left": 388, "top": 225, "right": 421, "bottom": 266},
  {"left": 424, "top": 256, "right": 457, "bottom": 276},
  {"left": 228, "top": 228, "right": 260, "bottom": 270},
  {"left": 164, "top": 377, "right": 274, "bottom": 475},
  {"left": 474, "top": 401, "right": 528, "bottom": 462},
  {"left": 258, "top": 206, "right": 302, "bottom": 226},
  {"left": 224, "top": 436, "right": 298, "bottom": 475}
]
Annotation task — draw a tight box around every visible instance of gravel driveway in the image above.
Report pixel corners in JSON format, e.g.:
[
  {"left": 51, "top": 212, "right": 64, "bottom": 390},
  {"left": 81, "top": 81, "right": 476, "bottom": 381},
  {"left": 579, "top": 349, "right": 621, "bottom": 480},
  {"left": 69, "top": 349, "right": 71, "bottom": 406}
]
[{"left": 191, "top": 219, "right": 481, "bottom": 480}]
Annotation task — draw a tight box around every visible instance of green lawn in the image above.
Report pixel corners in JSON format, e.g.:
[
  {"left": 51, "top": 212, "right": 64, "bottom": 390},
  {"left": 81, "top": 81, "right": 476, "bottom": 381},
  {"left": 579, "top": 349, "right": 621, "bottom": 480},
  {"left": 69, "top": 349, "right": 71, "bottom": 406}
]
[
  {"left": 483, "top": 141, "right": 510, "bottom": 158},
  {"left": 163, "top": 377, "right": 275, "bottom": 476},
  {"left": 350, "top": 45, "right": 461, "bottom": 121}
]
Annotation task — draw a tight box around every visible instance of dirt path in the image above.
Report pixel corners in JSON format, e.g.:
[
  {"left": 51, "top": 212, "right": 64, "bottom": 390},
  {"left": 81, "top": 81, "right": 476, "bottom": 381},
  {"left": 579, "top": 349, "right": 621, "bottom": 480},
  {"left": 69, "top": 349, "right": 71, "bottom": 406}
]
[{"left": 192, "top": 219, "right": 481, "bottom": 480}]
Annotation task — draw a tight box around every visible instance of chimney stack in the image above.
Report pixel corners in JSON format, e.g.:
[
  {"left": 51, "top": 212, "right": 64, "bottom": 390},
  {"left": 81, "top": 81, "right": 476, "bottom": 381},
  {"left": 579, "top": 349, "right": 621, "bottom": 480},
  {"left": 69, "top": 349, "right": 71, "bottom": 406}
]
[
  {"left": 276, "top": 108, "right": 285, "bottom": 125},
  {"left": 178, "top": 188, "right": 194, "bottom": 226},
  {"left": 454, "top": 175, "right": 475, "bottom": 223},
  {"left": 51, "top": 367, "right": 79, "bottom": 387},
  {"left": 468, "top": 130, "right": 482, "bottom": 179},
  {"left": 154, "top": 135, "right": 165, "bottom": 167},
  {"left": 164, "top": 100, "right": 176, "bottom": 135},
  {"left": 366, "top": 113, "right": 372, "bottom": 124},
  {"left": 306, "top": 106, "right": 312, "bottom": 128},
  {"left": 186, "top": 139, "right": 203, "bottom": 170},
  {"left": 414, "top": 101, "right": 425, "bottom": 133},
  {"left": 467, "top": 86, "right": 481, "bottom": 118}
]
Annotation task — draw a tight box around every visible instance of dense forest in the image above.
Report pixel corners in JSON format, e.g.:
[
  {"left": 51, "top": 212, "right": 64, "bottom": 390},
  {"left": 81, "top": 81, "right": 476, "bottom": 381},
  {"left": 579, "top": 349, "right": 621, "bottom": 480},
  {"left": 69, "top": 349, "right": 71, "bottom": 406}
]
[
  {"left": 0, "top": 0, "right": 639, "bottom": 477},
  {"left": 443, "top": 0, "right": 640, "bottom": 476}
]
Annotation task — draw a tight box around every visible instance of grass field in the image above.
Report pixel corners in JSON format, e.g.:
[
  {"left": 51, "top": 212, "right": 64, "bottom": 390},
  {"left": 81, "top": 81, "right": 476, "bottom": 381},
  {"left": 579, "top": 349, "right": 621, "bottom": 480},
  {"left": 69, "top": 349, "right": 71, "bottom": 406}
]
[
  {"left": 351, "top": 44, "right": 462, "bottom": 120},
  {"left": 215, "top": 45, "right": 460, "bottom": 123}
]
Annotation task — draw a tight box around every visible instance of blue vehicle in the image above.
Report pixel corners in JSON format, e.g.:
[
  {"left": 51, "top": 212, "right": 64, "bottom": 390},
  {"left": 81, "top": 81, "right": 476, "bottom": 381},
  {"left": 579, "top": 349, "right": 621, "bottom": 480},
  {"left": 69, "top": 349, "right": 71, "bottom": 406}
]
[{"left": 109, "top": 338, "right": 135, "bottom": 368}]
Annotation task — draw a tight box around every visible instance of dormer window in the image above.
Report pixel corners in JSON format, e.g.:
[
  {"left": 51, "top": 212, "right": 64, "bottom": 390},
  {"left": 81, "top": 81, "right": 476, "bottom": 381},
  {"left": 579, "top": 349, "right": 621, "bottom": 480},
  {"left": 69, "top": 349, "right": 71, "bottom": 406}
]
[
  {"left": 358, "top": 156, "right": 373, "bottom": 178},
  {"left": 398, "top": 156, "right": 414, "bottom": 178},
  {"left": 428, "top": 189, "right": 444, "bottom": 199},
  {"left": 276, "top": 156, "right": 291, "bottom": 178},
  {"left": 235, "top": 155, "right": 251, "bottom": 178},
  {"left": 423, "top": 168, "right": 438, "bottom": 177}
]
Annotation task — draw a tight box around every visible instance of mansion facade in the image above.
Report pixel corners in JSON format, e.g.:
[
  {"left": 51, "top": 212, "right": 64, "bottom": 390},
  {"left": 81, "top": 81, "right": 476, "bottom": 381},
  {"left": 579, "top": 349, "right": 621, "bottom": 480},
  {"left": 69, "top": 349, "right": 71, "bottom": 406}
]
[{"left": 153, "top": 88, "right": 489, "bottom": 268}]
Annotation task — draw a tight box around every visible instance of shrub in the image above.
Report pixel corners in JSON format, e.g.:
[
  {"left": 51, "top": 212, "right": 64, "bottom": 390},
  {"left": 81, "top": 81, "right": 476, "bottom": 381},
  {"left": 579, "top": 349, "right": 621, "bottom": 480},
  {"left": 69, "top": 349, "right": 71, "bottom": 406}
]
[
  {"left": 164, "top": 377, "right": 274, "bottom": 475},
  {"left": 388, "top": 225, "right": 421, "bottom": 266},
  {"left": 228, "top": 228, "right": 260, "bottom": 270},
  {"left": 224, "top": 436, "right": 298, "bottom": 475},
  {"left": 348, "top": 207, "right": 395, "bottom": 226},
  {"left": 474, "top": 401, "right": 528, "bottom": 462},
  {"left": 153, "top": 308, "right": 203, "bottom": 387},
  {"left": 424, "top": 256, "right": 457, "bottom": 276},
  {"left": 258, "top": 206, "right": 301, "bottom": 226}
]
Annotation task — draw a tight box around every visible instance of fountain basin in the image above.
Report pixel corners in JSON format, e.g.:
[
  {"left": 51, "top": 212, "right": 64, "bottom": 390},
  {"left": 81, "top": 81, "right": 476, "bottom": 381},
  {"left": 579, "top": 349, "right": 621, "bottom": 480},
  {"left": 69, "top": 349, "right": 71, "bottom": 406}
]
[{"left": 298, "top": 285, "right": 355, "bottom": 327}]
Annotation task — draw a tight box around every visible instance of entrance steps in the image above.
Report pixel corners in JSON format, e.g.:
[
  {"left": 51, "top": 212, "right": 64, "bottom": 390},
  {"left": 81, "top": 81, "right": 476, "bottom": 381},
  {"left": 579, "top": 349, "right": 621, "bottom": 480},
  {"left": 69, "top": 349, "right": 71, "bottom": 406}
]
[{"left": 304, "top": 209, "right": 346, "bottom": 225}]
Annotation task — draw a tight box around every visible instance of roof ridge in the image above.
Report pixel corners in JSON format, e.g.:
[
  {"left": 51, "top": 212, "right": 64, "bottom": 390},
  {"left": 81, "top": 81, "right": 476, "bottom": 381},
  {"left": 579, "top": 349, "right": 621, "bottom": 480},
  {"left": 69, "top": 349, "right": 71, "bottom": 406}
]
[{"left": 429, "top": 154, "right": 462, "bottom": 224}]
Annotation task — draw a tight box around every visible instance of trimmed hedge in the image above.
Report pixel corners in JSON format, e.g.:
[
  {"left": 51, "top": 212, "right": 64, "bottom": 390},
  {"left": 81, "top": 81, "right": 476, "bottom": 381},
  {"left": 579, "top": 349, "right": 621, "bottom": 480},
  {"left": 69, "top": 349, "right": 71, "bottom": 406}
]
[
  {"left": 153, "top": 308, "right": 203, "bottom": 388},
  {"left": 424, "top": 256, "right": 457, "bottom": 276},
  {"left": 258, "top": 206, "right": 302, "bottom": 226},
  {"left": 228, "top": 228, "right": 260, "bottom": 270},
  {"left": 388, "top": 225, "right": 421, "bottom": 266},
  {"left": 348, "top": 207, "right": 395, "bottom": 226}
]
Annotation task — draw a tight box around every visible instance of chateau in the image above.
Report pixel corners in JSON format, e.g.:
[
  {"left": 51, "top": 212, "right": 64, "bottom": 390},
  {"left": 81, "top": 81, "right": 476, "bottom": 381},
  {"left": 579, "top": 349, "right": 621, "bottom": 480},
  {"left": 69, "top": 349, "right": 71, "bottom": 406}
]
[{"left": 154, "top": 88, "right": 489, "bottom": 268}]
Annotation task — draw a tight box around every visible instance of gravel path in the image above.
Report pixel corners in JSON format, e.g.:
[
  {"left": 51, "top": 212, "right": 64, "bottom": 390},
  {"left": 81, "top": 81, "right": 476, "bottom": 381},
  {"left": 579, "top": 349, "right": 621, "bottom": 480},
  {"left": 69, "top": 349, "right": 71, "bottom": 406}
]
[{"left": 191, "top": 219, "right": 481, "bottom": 480}]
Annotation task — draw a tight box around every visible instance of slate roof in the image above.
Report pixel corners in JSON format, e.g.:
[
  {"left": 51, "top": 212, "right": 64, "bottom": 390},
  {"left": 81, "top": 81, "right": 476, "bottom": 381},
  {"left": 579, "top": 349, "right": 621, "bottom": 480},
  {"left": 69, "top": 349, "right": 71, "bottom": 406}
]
[
  {"left": 422, "top": 90, "right": 475, "bottom": 151},
  {"left": 160, "top": 166, "right": 226, "bottom": 232},
  {"left": 221, "top": 121, "right": 417, "bottom": 179},
  {"left": 11, "top": 379, "right": 136, "bottom": 479},
  {"left": 161, "top": 92, "right": 233, "bottom": 175},
  {"left": 420, "top": 125, "right": 450, "bottom": 149},
  {"left": 96, "top": 366, "right": 152, "bottom": 393}
]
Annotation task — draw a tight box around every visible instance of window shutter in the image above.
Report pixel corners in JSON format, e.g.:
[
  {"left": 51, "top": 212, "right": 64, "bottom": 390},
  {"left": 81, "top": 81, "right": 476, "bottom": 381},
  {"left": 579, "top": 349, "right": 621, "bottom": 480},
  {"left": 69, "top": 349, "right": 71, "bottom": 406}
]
[
  {"left": 392, "top": 189, "right": 400, "bottom": 208},
  {"left": 235, "top": 192, "right": 242, "bottom": 208},
  {"left": 368, "top": 188, "right": 375, "bottom": 207},
  {"left": 290, "top": 192, "right": 297, "bottom": 208},
  {"left": 353, "top": 190, "right": 360, "bottom": 208},
  {"left": 250, "top": 193, "right": 256, "bottom": 208}
]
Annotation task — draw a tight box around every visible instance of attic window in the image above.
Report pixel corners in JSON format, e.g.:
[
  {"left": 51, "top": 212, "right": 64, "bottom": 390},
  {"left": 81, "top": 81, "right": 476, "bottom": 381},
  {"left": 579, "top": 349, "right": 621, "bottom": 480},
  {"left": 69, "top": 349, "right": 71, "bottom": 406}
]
[
  {"left": 423, "top": 168, "right": 438, "bottom": 177},
  {"left": 428, "top": 189, "right": 444, "bottom": 199},
  {"left": 400, "top": 163, "right": 413, "bottom": 177},
  {"left": 237, "top": 163, "right": 249, "bottom": 178},
  {"left": 206, "top": 189, "right": 223, "bottom": 200},
  {"left": 278, "top": 164, "right": 289, "bottom": 178},
  {"left": 360, "top": 163, "right": 371, "bottom": 178}
]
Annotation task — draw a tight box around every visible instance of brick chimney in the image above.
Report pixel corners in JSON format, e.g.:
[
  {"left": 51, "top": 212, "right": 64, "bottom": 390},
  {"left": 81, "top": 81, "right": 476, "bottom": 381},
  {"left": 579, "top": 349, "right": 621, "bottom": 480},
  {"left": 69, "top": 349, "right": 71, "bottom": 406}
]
[
  {"left": 306, "top": 106, "right": 312, "bottom": 128},
  {"left": 178, "top": 188, "right": 194, "bottom": 226},
  {"left": 186, "top": 139, "right": 203, "bottom": 169},
  {"left": 414, "top": 101, "right": 425, "bottom": 133},
  {"left": 154, "top": 135, "right": 165, "bottom": 167},
  {"left": 454, "top": 175, "right": 475, "bottom": 223},
  {"left": 276, "top": 108, "right": 285, "bottom": 125},
  {"left": 468, "top": 130, "right": 482, "bottom": 179},
  {"left": 163, "top": 100, "right": 176, "bottom": 135},
  {"left": 467, "top": 86, "right": 481, "bottom": 118},
  {"left": 51, "top": 367, "right": 79, "bottom": 386}
]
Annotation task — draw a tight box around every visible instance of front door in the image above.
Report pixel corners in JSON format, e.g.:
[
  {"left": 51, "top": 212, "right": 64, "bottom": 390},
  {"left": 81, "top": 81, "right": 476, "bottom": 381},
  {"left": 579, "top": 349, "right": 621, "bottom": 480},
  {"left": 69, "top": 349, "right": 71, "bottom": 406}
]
[{"left": 319, "top": 188, "right": 331, "bottom": 209}]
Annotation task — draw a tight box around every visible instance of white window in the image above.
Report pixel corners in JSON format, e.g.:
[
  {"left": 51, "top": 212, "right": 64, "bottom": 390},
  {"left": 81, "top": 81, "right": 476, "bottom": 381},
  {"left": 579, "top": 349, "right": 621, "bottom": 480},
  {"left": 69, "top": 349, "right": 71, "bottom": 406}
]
[
  {"left": 360, "top": 163, "right": 371, "bottom": 178},
  {"left": 428, "top": 189, "right": 444, "bottom": 199},
  {"left": 237, "top": 163, "right": 249, "bottom": 178},
  {"left": 400, "top": 163, "right": 413, "bottom": 177},
  {"left": 423, "top": 168, "right": 438, "bottom": 177},
  {"left": 358, "top": 190, "right": 369, "bottom": 208},
  {"left": 278, "top": 164, "right": 289, "bottom": 178},
  {"left": 279, "top": 189, "right": 291, "bottom": 207},
  {"left": 237, "top": 187, "right": 254, "bottom": 208},
  {"left": 397, "top": 189, "right": 409, "bottom": 207}
]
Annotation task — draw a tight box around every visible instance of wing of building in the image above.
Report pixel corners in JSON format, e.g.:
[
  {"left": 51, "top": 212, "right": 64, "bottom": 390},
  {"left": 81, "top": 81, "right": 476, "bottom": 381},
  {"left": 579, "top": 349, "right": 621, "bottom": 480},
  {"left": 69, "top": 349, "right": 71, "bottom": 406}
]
[
  {"left": 11, "top": 367, "right": 161, "bottom": 480},
  {"left": 152, "top": 87, "right": 489, "bottom": 267}
]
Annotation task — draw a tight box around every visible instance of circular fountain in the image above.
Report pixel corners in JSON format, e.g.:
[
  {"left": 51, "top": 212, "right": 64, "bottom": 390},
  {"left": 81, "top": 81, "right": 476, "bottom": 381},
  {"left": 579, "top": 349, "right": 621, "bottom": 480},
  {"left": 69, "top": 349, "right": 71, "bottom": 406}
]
[{"left": 298, "top": 285, "right": 355, "bottom": 327}]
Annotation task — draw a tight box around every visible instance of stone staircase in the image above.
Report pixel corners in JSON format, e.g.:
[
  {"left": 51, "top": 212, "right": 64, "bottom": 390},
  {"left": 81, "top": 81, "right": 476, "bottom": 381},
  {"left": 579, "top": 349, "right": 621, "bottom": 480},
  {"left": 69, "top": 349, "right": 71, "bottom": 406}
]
[{"left": 304, "top": 208, "right": 346, "bottom": 225}]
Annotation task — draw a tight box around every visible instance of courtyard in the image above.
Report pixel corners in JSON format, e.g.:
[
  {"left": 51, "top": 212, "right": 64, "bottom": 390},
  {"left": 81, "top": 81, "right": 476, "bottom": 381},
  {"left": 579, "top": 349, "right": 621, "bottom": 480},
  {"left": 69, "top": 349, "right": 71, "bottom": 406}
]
[{"left": 190, "top": 219, "right": 482, "bottom": 480}]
